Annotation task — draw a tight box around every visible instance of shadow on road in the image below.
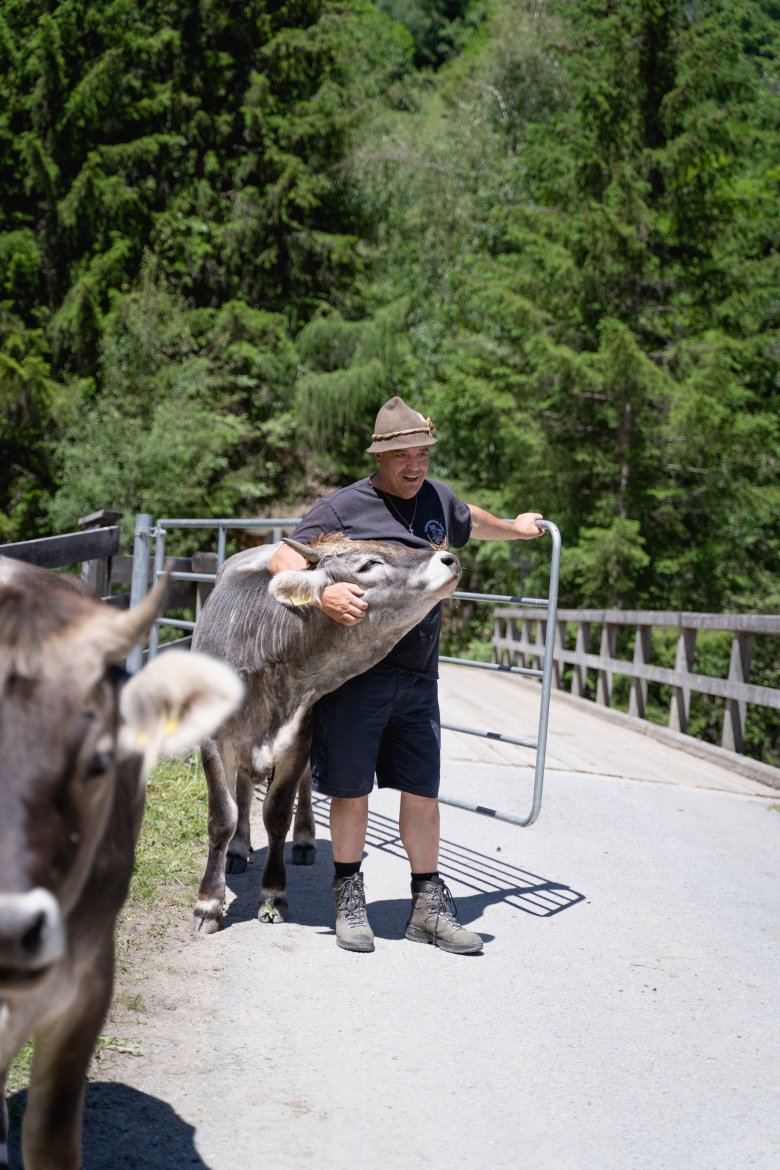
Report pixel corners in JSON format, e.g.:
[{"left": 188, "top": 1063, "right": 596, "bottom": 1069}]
[
  {"left": 221, "top": 796, "right": 585, "bottom": 936},
  {"left": 7, "top": 1082, "right": 211, "bottom": 1169}
]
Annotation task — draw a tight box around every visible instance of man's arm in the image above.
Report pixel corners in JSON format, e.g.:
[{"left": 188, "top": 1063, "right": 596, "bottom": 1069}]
[
  {"left": 467, "top": 504, "right": 545, "bottom": 541},
  {"left": 267, "top": 541, "right": 368, "bottom": 626}
]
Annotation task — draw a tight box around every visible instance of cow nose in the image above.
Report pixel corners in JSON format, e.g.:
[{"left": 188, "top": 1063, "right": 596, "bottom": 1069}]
[
  {"left": 0, "top": 889, "right": 66, "bottom": 975},
  {"left": 441, "top": 554, "right": 458, "bottom": 568}
]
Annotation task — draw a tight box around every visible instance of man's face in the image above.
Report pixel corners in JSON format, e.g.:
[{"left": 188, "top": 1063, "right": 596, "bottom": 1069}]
[{"left": 373, "top": 446, "right": 430, "bottom": 498}]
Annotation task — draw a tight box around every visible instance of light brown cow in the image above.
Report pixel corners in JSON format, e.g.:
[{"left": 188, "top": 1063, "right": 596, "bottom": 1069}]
[{"left": 0, "top": 557, "right": 243, "bottom": 1170}]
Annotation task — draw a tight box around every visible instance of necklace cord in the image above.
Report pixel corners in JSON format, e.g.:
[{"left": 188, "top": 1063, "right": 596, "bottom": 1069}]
[{"left": 374, "top": 483, "right": 418, "bottom": 533}]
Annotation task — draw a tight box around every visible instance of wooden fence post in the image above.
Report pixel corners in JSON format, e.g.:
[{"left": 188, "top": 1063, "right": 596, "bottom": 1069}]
[
  {"left": 722, "top": 632, "right": 754, "bottom": 753},
  {"left": 192, "top": 552, "right": 218, "bottom": 618},
  {"left": 668, "top": 627, "right": 696, "bottom": 734},
  {"left": 596, "top": 623, "right": 617, "bottom": 707},
  {"left": 78, "top": 509, "right": 123, "bottom": 597},
  {"left": 628, "top": 624, "right": 651, "bottom": 718},
  {"left": 572, "top": 621, "right": 590, "bottom": 697}
]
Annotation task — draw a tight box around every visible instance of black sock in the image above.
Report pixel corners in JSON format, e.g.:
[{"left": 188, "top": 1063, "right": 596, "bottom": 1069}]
[
  {"left": 334, "top": 861, "right": 362, "bottom": 879},
  {"left": 411, "top": 871, "right": 439, "bottom": 884}
]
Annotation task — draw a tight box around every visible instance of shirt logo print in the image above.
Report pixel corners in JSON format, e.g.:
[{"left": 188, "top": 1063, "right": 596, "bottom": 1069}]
[{"left": 424, "top": 519, "right": 447, "bottom": 549}]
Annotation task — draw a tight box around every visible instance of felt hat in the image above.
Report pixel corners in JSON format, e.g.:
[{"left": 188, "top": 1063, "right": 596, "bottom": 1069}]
[{"left": 366, "top": 396, "right": 436, "bottom": 453}]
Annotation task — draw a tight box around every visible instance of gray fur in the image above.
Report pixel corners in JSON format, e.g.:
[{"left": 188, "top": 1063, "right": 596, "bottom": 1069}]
[{"left": 190, "top": 536, "right": 461, "bottom": 930}]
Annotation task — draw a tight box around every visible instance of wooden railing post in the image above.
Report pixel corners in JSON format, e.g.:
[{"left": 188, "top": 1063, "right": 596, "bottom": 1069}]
[
  {"left": 572, "top": 621, "right": 590, "bottom": 697},
  {"left": 722, "top": 632, "right": 754, "bottom": 753},
  {"left": 78, "top": 509, "right": 123, "bottom": 597},
  {"left": 669, "top": 627, "right": 696, "bottom": 734},
  {"left": 596, "top": 623, "right": 617, "bottom": 707},
  {"left": 629, "top": 624, "right": 651, "bottom": 718},
  {"left": 192, "top": 552, "right": 218, "bottom": 619},
  {"left": 553, "top": 620, "right": 565, "bottom": 689}
]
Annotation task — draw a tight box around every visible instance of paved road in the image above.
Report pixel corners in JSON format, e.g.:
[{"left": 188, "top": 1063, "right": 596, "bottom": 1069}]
[{"left": 24, "top": 669, "right": 779, "bottom": 1170}]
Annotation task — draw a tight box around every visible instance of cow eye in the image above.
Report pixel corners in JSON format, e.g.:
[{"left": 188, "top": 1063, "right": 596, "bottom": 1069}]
[
  {"left": 356, "top": 559, "right": 381, "bottom": 574},
  {"left": 85, "top": 750, "right": 114, "bottom": 779}
]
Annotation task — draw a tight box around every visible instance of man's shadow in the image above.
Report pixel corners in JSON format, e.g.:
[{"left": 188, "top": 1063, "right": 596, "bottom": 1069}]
[
  {"left": 224, "top": 799, "right": 585, "bottom": 944},
  {"left": 6, "top": 1082, "right": 210, "bottom": 1169}
]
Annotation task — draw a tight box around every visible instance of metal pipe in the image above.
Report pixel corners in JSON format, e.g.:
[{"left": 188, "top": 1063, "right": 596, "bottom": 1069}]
[
  {"left": 440, "top": 722, "right": 538, "bottom": 750},
  {"left": 524, "top": 519, "right": 562, "bottom": 825},
  {"left": 126, "top": 514, "right": 152, "bottom": 674},
  {"left": 157, "top": 617, "right": 197, "bottom": 631},
  {"left": 147, "top": 524, "right": 167, "bottom": 662},
  {"left": 439, "top": 655, "right": 543, "bottom": 679},
  {"left": 454, "top": 591, "right": 549, "bottom": 606}
]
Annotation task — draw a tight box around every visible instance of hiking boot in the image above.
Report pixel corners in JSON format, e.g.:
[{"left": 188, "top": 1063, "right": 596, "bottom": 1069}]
[
  {"left": 333, "top": 873, "right": 375, "bottom": 953},
  {"left": 405, "top": 877, "right": 483, "bottom": 955}
]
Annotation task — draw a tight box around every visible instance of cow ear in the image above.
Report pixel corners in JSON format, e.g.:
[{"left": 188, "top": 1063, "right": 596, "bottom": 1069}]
[
  {"left": 118, "top": 651, "right": 244, "bottom": 763},
  {"left": 281, "top": 537, "right": 321, "bottom": 565},
  {"left": 268, "top": 568, "right": 327, "bottom": 608}
]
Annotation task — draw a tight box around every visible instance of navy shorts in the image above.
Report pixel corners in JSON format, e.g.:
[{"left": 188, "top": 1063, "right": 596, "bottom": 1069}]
[{"left": 310, "top": 663, "right": 441, "bottom": 799}]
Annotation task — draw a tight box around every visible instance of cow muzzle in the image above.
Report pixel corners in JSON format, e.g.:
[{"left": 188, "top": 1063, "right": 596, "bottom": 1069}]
[{"left": 0, "top": 889, "right": 66, "bottom": 991}]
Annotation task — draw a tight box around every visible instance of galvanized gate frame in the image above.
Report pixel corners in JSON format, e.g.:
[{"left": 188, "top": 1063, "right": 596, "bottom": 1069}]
[{"left": 128, "top": 514, "right": 561, "bottom": 827}]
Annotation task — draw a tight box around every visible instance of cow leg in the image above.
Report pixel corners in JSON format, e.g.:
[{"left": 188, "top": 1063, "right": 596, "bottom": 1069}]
[
  {"left": 291, "top": 762, "right": 317, "bottom": 866},
  {"left": 193, "top": 737, "right": 237, "bottom": 934},
  {"left": 0, "top": 1069, "right": 8, "bottom": 1170},
  {"left": 21, "top": 950, "right": 113, "bottom": 1170},
  {"left": 226, "top": 768, "right": 254, "bottom": 873},
  {"left": 258, "top": 727, "right": 312, "bottom": 923}
]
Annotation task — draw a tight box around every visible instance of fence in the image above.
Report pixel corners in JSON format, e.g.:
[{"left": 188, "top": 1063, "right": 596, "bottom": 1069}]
[
  {"left": 492, "top": 607, "right": 780, "bottom": 757},
  {"left": 129, "top": 513, "right": 562, "bottom": 826}
]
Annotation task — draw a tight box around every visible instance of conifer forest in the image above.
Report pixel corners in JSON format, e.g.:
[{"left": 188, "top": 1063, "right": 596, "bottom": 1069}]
[{"left": 1, "top": 2, "right": 779, "bottom": 754}]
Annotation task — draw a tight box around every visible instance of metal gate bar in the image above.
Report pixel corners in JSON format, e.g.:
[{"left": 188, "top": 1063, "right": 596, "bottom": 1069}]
[
  {"left": 437, "top": 519, "right": 561, "bottom": 827},
  {"left": 130, "top": 514, "right": 561, "bottom": 826}
]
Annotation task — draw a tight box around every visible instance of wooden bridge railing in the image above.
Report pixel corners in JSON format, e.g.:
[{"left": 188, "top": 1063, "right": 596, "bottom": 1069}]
[{"left": 492, "top": 608, "right": 780, "bottom": 756}]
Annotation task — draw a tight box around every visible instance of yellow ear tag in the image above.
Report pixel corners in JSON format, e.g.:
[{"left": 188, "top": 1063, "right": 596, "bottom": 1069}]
[
  {"left": 136, "top": 731, "right": 149, "bottom": 747},
  {"left": 288, "top": 591, "right": 311, "bottom": 607},
  {"left": 165, "top": 717, "right": 180, "bottom": 736}
]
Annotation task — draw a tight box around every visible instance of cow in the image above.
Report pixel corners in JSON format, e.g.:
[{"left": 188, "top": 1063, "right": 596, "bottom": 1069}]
[
  {"left": 0, "top": 557, "right": 244, "bottom": 1170},
  {"left": 190, "top": 533, "right": 461, "bottom": 932}
]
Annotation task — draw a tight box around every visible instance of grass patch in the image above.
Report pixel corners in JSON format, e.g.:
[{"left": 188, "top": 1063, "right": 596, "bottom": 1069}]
[{"left": 127, "top": 753, "right": 209, "bottom": 908}]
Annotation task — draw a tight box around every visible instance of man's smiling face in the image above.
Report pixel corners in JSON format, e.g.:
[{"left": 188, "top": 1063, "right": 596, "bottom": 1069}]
[{"left": 373, "top": 446, "right": 430, "bottom": 499}]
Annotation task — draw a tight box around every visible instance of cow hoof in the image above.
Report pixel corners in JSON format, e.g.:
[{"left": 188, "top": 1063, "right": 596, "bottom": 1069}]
[
  {"left": 258, "top": 899, "right": 286, "bottom": 924},
  {"left": 225, "top": 852, "right": 248, "bottom": 874},
  {"left": 192, "top": 912, "right": 223, "bottom": 935},
  {"left": 192, "top": 899, "right": 225, "bottom": 934},
  {"left": 291, "top": 843, "right": 316, "bottom": 866}
]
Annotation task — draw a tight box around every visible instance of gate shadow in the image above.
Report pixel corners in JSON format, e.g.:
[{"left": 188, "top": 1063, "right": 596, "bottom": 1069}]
[
  {"left": 222, "top": 796, "right": 585, "bottom": 938},
  {"left": 7, "top": 1082, "right": 211, "bottom": 1169}
]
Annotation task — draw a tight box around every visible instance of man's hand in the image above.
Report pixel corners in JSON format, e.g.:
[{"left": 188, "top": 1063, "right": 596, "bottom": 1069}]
[
  {"left": 320, "top": 582, "right": 368, "bottom": 625},
  {"left": 512, "top": 512, "right": 545, "bottom": 539},
  {"left": 468, "top": 504, "right": 545, "bottom": 541}
]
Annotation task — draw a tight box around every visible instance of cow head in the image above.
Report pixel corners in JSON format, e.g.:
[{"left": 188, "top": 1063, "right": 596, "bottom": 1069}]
[
  {"left": 0, "top": 563, "right": 243, "bottom": 994},
  {"left": 269, "top": 534, "right": 461, "bottom": 616}
]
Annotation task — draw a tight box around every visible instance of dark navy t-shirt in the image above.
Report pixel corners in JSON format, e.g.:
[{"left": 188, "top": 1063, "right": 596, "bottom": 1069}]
[{"left": 291, "top": 476, "right": 472, "bottom": 678}]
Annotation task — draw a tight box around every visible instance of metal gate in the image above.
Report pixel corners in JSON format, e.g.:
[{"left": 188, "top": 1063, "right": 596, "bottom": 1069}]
[{"left": 128, "top": 513, "right": 561, "bottom": 827}]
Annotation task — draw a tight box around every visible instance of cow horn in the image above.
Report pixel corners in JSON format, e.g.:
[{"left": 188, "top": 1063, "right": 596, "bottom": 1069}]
[
  {"left": 102, "top": 573, "right": 171, "bottom": 661},
  {"left": 281, "top": 537, "right": 321, "bottom": 565}
]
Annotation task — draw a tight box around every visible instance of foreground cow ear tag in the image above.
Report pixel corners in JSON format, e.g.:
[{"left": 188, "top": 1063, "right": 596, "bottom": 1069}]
[{"left": 165, "top": 717, "right": 180, "bottom": 736}]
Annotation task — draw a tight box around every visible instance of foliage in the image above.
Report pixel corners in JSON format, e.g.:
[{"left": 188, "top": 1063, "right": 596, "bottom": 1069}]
[{"left": 1, "top": 1, "right": 778, "bottom": 756}]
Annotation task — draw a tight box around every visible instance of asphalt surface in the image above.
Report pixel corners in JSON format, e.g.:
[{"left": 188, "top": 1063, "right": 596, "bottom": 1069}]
[{"left": 12, "top": 672, "right": 778, "bottom": 1170}]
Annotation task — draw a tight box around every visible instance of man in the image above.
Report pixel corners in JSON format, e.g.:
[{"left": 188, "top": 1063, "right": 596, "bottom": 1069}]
[{"left": 269, "top": 396, "right": 543, "bottom": 955}]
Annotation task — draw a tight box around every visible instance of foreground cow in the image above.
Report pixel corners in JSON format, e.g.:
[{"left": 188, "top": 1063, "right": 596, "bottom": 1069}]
[
  {"left": 0, "top": 557, "right": 243, "bottom": 1170},
  {"left": 190, "top": 534, "right": 461, "bottom": 932}
]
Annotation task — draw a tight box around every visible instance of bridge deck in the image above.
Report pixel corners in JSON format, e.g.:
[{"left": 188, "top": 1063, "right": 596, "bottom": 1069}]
[{"left": 438, "top": 663, "right": 779, "bottom": 798}]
